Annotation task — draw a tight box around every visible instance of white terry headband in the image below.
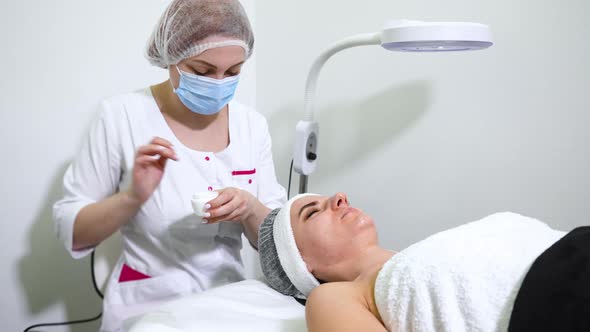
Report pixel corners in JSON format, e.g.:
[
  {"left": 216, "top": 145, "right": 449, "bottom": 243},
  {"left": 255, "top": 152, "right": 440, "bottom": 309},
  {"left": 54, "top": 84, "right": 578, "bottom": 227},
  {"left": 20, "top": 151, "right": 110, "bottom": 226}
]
[
  {"left": 273, "top": 193, "right": 321, "bottom": 297},
  {"left": 180, "top": 39, "right": 250, "bottom": 63}
]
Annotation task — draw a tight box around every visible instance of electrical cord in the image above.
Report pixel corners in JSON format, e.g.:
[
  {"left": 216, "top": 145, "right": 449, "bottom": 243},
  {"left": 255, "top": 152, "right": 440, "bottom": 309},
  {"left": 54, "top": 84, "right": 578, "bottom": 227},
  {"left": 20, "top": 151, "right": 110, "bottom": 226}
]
[
  {"left": 287, "top": 159, "right": 294, "bottom": 199},
  {"left": 23, "top": 251, "right": 103, "bottom": 331},
  {"left": 90, "top": 251, "right": 104, "bottom": 300}
]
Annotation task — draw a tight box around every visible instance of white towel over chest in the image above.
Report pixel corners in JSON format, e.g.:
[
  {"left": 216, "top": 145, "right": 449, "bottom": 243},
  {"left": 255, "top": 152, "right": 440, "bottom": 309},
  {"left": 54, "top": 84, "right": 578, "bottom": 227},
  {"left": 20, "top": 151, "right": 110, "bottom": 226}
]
[{"left": 375, "top": 212, "right": 565, "bottom": 332}]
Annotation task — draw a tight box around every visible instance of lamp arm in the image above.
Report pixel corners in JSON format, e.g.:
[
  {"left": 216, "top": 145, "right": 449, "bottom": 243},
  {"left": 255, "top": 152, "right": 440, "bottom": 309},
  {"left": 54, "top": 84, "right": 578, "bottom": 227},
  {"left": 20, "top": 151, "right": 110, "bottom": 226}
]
[{"left": 303, "top": 32, "right": 381, "bottom": 121}]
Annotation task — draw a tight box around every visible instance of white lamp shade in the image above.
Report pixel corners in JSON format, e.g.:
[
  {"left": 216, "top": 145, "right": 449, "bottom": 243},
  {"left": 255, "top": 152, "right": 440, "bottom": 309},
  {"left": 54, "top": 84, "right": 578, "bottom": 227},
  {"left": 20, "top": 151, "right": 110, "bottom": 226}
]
[{"left": 381, "top": 20, "right": 493, "bottom": 52}]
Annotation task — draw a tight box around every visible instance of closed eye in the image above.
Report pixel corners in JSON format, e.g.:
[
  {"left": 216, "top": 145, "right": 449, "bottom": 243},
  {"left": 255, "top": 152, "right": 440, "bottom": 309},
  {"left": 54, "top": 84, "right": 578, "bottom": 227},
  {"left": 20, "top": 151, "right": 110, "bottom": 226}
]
[
  {"left": 306, "top": 209, "right": 318, "bottom": 220},
  {"left": 185, "top": 67, "right": 209, "bottom": 76},
  {"left": 299, "top": 200, "right": 320, "bottom": 221}
]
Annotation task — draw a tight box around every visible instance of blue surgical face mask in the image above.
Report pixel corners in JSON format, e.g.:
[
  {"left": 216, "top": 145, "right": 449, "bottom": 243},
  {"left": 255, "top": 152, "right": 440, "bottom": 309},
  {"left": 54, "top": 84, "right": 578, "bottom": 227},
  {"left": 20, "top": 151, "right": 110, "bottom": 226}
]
[{"left": 173, "top": 66, "right": 239, "bottom": 115}]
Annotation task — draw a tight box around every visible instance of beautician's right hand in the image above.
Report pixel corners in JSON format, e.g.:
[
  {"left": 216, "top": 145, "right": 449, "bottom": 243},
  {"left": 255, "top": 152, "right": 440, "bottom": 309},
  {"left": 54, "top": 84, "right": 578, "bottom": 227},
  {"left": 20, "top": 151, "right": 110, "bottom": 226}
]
[{"left": 129, "top": 137, "right": 178, "bottom": 204}]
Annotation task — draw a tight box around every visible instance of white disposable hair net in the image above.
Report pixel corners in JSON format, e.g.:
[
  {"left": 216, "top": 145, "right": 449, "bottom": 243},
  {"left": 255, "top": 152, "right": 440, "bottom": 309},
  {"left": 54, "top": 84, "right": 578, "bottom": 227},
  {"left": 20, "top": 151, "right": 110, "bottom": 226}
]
[{"left": 146, "top": 0, "right": 254, "bottom": 68}]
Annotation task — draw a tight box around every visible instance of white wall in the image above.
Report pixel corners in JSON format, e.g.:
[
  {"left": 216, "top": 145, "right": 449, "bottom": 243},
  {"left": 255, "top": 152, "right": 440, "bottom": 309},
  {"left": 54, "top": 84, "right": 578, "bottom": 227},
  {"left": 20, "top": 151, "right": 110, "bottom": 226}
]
[
  {"left": 0, "top": 0, "right": 256, "bottom": 330},
  {"left": 3, "top": 0, "right": 590, "bottom": 330},
  {"left": 256, "top": 0, "right": 590, "bottom": 251}
]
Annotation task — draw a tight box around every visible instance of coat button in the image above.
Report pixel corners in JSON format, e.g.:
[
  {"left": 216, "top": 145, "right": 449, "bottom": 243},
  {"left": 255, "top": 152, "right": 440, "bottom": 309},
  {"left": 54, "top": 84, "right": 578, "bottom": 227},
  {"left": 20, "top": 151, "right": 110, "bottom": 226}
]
[
  {"left": 248, "top": 179, "right": 252, "bottom": 184},
  {"left": 205, "top": 156, "right": 210, "bottom": 161},
  {"left": 207, "top": 186, "right": 213, "bottom": 191}
]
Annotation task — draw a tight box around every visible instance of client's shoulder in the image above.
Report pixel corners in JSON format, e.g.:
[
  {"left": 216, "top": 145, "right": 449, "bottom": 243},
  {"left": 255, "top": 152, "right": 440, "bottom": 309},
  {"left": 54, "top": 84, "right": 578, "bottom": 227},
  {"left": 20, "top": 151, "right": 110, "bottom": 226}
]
[
  {"left": 306, "top": 282, "right": 386, "bottom": 331},
  {"left": 308, "top": 282, "right": 359, "bottom": 299},
  {"left": 307, "top": 281, "right": 368, "bottom": 313}
]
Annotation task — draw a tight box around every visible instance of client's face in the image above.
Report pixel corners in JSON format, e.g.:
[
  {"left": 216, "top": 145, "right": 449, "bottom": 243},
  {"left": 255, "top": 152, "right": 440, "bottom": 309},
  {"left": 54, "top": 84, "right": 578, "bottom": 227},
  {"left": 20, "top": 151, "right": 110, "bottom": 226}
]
[{"left": 290, "top": 192, "right": 377, "bottom": 278}]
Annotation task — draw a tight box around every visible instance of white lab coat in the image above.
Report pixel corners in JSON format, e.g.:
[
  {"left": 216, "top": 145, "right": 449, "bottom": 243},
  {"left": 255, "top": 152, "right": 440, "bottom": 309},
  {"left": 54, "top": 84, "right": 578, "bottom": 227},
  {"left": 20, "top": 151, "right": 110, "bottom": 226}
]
[{"left": 53, "top": 89, "right": 286, "bottom": 331}]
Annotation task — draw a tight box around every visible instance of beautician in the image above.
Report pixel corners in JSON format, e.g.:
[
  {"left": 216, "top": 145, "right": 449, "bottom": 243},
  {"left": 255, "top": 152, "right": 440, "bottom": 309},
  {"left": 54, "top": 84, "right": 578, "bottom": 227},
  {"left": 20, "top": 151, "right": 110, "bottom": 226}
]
[{"left": 53, "top": 0, "right": 286, "bottom": 330}]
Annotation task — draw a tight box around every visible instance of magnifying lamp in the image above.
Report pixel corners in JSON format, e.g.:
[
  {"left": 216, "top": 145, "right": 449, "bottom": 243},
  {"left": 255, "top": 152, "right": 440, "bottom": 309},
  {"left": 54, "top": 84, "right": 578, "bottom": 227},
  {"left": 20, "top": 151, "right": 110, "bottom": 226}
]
[{"left": 293, "top": 19, "right": 493, "bottom": 193}]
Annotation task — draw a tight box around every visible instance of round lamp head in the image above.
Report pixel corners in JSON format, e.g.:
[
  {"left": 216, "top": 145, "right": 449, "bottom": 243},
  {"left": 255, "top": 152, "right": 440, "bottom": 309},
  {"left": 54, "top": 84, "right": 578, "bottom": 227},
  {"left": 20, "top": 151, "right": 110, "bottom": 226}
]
[{"left": 381, "top": 20, "right": 493, "bottom": 52}]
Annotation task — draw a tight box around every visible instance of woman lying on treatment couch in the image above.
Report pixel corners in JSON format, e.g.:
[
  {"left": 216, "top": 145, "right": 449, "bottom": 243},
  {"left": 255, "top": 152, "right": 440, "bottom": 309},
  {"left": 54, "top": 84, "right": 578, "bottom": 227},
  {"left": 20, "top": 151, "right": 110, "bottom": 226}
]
[{"left": 258, "top": 193, "right": 590, "bottom": 332}]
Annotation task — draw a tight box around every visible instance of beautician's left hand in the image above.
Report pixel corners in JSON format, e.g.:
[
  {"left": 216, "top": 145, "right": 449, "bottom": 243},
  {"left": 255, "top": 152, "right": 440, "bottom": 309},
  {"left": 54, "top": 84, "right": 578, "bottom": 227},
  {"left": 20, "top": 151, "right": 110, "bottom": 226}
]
[{"left": 203, "top": 187, "right": 257, "bottom": 224}]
